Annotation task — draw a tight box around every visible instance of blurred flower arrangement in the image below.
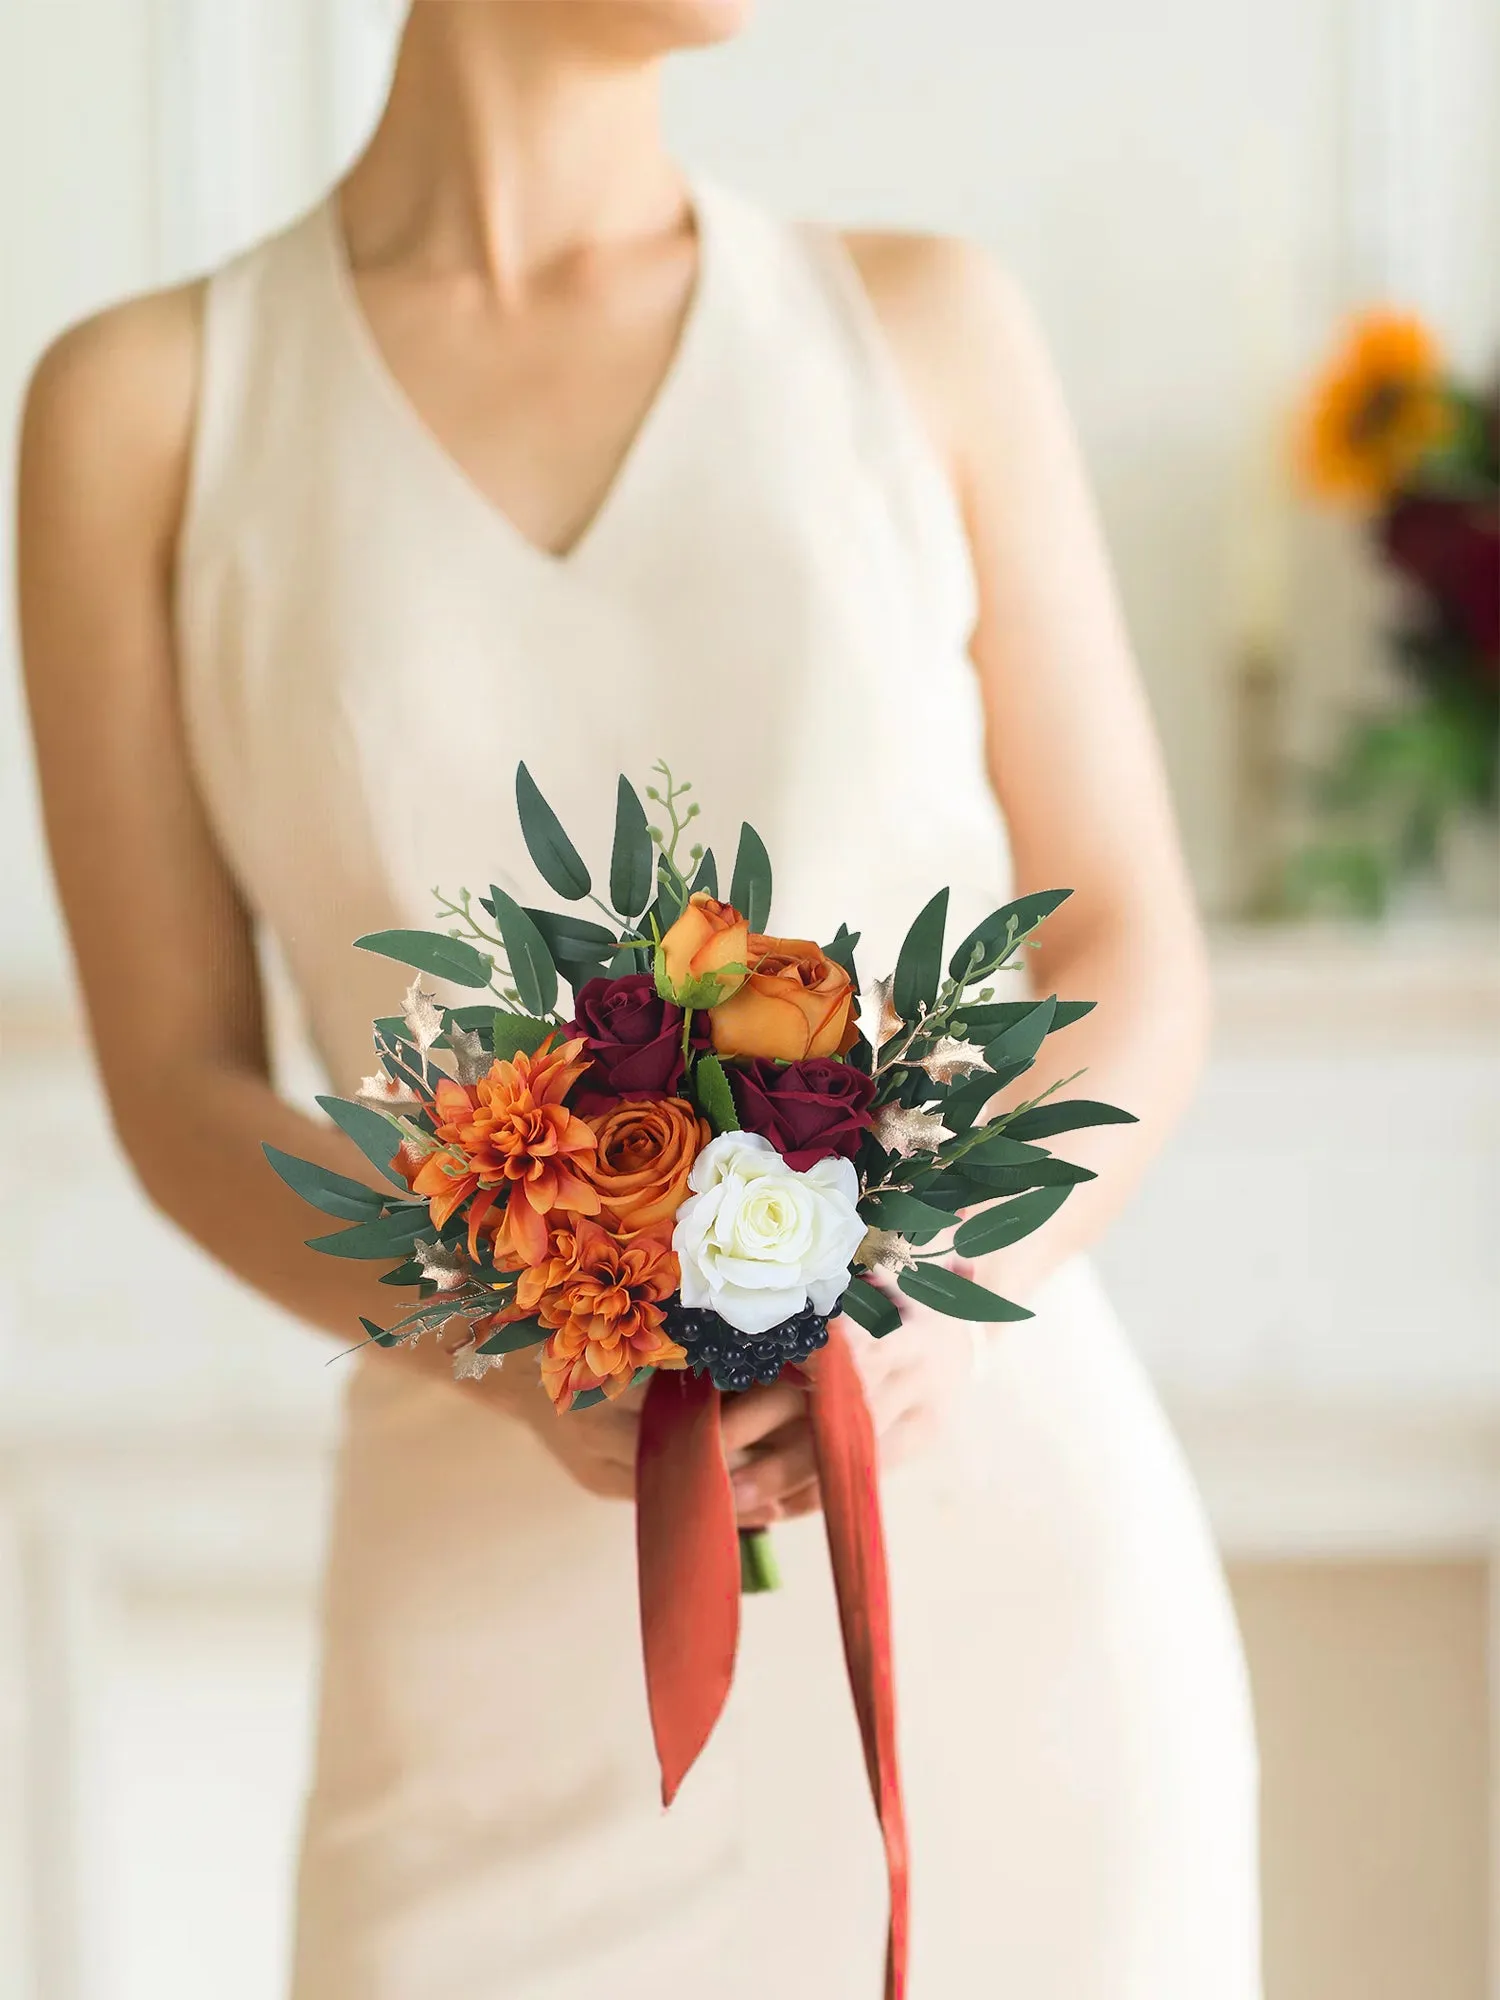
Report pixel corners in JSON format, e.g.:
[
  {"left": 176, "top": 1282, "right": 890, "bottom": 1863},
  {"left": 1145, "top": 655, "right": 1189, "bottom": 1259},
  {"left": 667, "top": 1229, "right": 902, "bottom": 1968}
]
[{"left": 1291, "top": 309, "right": 1498, "bottom": 915}]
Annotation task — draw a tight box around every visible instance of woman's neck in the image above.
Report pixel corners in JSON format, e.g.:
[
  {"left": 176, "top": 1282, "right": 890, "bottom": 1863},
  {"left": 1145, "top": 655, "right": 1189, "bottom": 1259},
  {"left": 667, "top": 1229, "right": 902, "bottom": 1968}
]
[{"left": 340, "top": 6, "right": 685, "bottom": 295}]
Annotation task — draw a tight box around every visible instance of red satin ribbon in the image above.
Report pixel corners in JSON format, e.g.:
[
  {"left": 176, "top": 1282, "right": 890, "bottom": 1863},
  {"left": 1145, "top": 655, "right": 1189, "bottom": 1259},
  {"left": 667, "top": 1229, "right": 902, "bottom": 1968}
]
[{"left": 636, "top": 1335, "right": 909, "bottom": 2000}]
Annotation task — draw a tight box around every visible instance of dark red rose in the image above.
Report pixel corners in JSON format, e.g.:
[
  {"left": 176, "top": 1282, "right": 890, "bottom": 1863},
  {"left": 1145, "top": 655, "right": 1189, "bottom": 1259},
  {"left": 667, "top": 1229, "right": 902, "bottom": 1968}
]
[
  {"left": 566, "top": 974, "right": 707, "bottom": 1111},
  {"left": 1381, "top": 493, "right": 1500, "bottom": 666},
  {"left": 729, "top": 1056, "right": 877, "bottom": 1171}
]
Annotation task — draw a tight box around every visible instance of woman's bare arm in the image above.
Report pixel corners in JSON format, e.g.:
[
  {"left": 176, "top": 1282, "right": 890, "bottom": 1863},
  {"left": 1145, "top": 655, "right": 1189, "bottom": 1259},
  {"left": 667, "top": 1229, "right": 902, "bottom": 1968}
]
[
  {"left": 16, "top": 288, "right": 850, "bottom": 1510},
  {"left": 850, "top": 233, "right": 1211, "bottom": 1298},
  {"left": 16, "top": 294, "right": 542, "bottom": 1411}
]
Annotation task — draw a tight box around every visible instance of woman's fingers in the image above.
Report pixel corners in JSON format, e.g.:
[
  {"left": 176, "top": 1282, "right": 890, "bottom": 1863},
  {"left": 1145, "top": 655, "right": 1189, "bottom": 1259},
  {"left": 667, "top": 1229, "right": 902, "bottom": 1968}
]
[
  {"left": 719, "top": 1379, "right": 806, "bottom": 1456},
  {"left": 730, "top": 1419, "right": 819, "bottom": 1519}
]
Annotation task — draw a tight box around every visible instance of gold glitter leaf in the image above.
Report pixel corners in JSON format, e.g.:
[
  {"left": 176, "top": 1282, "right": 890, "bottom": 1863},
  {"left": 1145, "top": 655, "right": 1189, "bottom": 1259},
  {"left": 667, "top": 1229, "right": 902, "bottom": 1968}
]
[
  {"left": 401, "top": 977, "right": 446, "bottom": 1054},
  {"left": 855, "top": 1226, "right": 920, "bottom": 1278},
  {"left": 918, "top": 1036, "right": 989, "bottom": 1086},
  {"left": 863, "top": 974, "right": 903, "bottom": 1049},
  {"left": 870, "top": 1103, "right": 954, "bottom": 1158},
  {"left": 449, "top": 1025, "right": 490, "bottom": 1085}
]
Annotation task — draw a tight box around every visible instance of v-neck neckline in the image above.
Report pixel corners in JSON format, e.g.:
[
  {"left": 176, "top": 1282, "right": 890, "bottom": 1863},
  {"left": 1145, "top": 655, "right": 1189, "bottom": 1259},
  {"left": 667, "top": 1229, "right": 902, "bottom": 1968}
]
[{"left": 319, "top": 179, "right": 716, "bottom": 575}]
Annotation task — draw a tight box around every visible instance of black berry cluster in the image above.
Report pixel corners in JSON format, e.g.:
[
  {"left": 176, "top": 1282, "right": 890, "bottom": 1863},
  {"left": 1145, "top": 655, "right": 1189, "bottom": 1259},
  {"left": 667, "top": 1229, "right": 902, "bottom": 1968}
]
[{"left": 663, "top": 1300, "right": 831, "bottom": 1394}]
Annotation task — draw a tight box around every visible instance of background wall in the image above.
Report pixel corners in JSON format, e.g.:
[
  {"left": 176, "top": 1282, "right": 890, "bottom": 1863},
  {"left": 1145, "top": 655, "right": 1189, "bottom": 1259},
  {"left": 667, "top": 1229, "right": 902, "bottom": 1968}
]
[{"left": 2, "top": 3, "right": 1497, "bottom": 1998}]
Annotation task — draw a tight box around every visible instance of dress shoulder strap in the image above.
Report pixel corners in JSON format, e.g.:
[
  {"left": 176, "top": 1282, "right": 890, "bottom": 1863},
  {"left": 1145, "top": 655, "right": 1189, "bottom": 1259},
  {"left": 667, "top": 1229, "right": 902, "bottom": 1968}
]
[
  {"left": 781, "top": 215, "right": 979, "bottom": 648},
  {"left": 176, "top": 204, "right": 334, "bottom": 591}
]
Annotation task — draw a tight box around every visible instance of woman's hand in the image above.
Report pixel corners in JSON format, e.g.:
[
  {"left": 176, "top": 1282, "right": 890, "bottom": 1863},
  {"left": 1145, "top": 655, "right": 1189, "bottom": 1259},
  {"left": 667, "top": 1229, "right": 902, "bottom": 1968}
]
[
  {"left": 730, "top": 1306, "right": 976, "bottom": 1529},
  {"left": 490, "top": 1354, "right": 843, "bottom": 1508}
]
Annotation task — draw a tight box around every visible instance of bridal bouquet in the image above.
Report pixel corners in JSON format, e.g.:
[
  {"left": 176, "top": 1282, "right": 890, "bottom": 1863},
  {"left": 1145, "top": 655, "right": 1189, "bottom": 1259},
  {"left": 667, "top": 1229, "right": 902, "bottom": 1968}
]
[{"left": 265, "top": 761, "right": 1131, "bottom": 1999}]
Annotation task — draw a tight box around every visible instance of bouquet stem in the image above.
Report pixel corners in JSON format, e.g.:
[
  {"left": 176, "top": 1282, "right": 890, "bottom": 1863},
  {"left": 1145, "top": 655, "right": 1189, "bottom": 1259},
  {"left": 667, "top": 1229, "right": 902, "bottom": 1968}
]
[{"left": 738, "top": 1526, "right": 782, "bottom": 1594}]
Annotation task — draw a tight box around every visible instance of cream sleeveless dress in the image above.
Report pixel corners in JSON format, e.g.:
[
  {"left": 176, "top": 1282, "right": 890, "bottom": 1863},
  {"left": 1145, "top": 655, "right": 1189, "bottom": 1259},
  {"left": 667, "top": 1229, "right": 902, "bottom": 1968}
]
[{"left": 176, "top": 181, "right": 1261, "bottom": 1998}]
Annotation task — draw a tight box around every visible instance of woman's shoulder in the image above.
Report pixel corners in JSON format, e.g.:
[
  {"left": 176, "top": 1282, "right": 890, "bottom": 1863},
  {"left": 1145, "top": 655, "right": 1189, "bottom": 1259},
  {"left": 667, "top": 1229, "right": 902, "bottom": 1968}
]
[
  {"left": 20, "top": 280, "right": 205, "bottom": 553},
  {"left": 835, "top": 227, "right": 1065, "bottom": 487}
]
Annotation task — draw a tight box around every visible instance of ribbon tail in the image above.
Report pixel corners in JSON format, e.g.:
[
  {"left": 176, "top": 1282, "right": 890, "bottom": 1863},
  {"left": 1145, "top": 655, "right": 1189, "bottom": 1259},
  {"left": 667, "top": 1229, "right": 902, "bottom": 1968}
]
[
  {"left": 636, "top": 1367, "right": 741, "bottom": 1806},
  {"left": 807, "top": 1327, "right": 911, "bottom": 2000}
]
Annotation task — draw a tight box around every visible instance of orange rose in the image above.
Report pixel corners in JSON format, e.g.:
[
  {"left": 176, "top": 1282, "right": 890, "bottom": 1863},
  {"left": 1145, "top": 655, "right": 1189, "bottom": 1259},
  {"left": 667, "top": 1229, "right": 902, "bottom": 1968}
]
[
  {"left": 708, "top": 936, "right": 859, "bottom": 1061},
  {"left": 580, "top": 1096, "right": 710, "bottom": 1233},
  {"left": 656, "top": 893, "right": 750, "bottom": 1006}
]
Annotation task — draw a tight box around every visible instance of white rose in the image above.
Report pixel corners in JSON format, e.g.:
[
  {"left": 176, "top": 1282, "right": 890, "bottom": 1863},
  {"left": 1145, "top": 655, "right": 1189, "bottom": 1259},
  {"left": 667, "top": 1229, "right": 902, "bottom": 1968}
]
[{"left": 672, "top": 1130, "right": 866, "bottom": 1336}]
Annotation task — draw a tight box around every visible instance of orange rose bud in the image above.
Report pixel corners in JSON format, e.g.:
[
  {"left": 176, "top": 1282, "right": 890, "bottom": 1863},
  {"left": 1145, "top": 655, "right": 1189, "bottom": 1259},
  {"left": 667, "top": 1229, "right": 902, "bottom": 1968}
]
[
  {"left": 655, "top": 893, "right": 750, "bottom": 1007},
  {"left": 580, "top": 1096, "right": 710, "bottom": 1234},
  {"left": 708, "top": 937, "right": 859, "bottom": 1062}
]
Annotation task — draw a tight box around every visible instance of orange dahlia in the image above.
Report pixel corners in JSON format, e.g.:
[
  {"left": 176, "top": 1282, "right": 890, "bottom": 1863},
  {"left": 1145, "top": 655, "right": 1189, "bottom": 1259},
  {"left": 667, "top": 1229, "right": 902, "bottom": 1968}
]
[
  {"left": 519, "top": 1217, "right": 686, "bottom": 1412},
  {"left": 1297, "top": 309, "right": 1452, "bottom": 505},
  {"left": 405, "top": 1036, "right": 599, "bottom": 1263}
]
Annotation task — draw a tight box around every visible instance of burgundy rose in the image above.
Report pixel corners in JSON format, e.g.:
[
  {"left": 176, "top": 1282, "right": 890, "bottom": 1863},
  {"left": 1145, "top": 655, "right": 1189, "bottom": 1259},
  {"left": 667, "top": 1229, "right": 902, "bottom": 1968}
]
[
  {"left": 566, "top": 974, "right": 707, "bottom": 1111},
  {"left": 1381, "top": 493, "right": 1500, "bottom": 666},
  {"left": 730, "top": 1057, "right": 877, "bottom": 1171}
]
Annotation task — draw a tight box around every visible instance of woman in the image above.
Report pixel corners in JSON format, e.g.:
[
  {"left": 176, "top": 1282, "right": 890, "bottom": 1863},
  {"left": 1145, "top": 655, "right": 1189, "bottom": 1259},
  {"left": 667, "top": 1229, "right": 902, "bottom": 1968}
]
[{"left": 19, "top": 3, "right": 1260, "bottom": 1994}]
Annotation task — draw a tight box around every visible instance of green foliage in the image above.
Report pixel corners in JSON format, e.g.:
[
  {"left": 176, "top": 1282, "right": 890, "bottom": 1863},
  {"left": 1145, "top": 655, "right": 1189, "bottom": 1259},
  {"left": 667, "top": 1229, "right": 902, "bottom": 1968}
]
[
  {"left": 838, "top": 1277, "right": 903, "bottom": 1337},
  {"left": 523, "top": 910, "right": 617, "bottom": 990},
  {"left": 692, "top": 1053, "right": 740, "bottom": 1134},
  {"left": 262, "top": 1145, "right": 385, "bottom": 1221},
  {"left": 359, "top": 1315, "right": 407, "bottom": 1350},
  {"left": 897, "top": 1262, "right": 1033, "bottom": 1321},
  {"left": 691, "top": 848, "right": 719, "bottom": 897},
  {"left": 952, "top": 1183, "right": 1073, "bottom": 1257},
  {"left": 823, "top": 923, "right": 861, "bottom": 984},
  {"left": 476, "top": 1319, "right": 546, "bottom": 1357},
  {"left": 729, "top": 821, "right": 773, "bottom": 931},
  {"left": 515, "top": 763, "right": 591, "bottom": 900},
  {"left": 983, "top": 994, "right": 1058, "bottom": 1067},
  {"left": 487, "top": 884, "right": 558, "bottom": 1019},
  {"left": 315, "top": 1093, "right": 410, "bottom": 1188},
  {"left": 947, "top": 890, "right": 1072, "bottom": 982},
  {"left": 859, "top": 1190, "right": 953, "bottom": 1243},
  {"left": 307, "top": 1207, "right": 431, "bottom": 1260},
  {"left": 491, "top": 1014, "right": 555, "bottom": 1062},
  {"left": 893, "top": 888, "right": 949, "bottom": 1019},
  {"left": 354, "top": 929, "right": 493, "bottom": 989},
  {"left": 610, "top": 775, "right": 655, "bottom": 918},
  {"left": 958, "top": 998, "right": 1094, "bottom": 1039},
  {"left": 1001, "top": 1099, "right": 1138, "bottom": 1141}
]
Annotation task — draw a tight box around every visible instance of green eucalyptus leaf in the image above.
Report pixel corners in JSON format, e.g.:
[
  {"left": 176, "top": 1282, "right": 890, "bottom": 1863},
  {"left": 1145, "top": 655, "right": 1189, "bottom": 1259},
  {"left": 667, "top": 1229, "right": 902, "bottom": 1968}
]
[
  {"left": 952, "top": 1183, "right": 1074, "bottom": 1257},
  {"left": 475, "top": 1318, "right": 546, "bottom": 1357},
  {"left": 315, "top": 1093, "right": 410, "bottom": 1188},
  {"left": 959, "top": 998, "right": 1095, "bottom": 1039},
  {"left": 570, "top": 1385, "right": 610, "bottom": 1412},
  {"left": 897, "top": 1262, "right": 1033, "bottom": 1321},
  {"left": 515, "top": 762, "right": 591, "bottom": 900},
  {"left": 307, "top": 1208, "right": 431, "bottom": 1260},
  {"left": 947, "top": 890, "right": 1072, "bottom": 982},
  {"left": 523, "top": 909, "right": 616, "bottom": 987},
  {"left": 729, "top": 821, "right": 773, "bottom": 932},
  {"left": 488, "top": 884, "right": 558, "bottom": 1019},
  {"left": 940, "top": 1129, "right": 1048, "bottom": 1170},
  {"left": 610, "top": 776, "right": 654, "bottom": 918},
  {"left": 838, "top": 1278, "right": 903, "bottom": 1337},
  {"left": 1002, "top": 1099, "right": 1138, "bottom": 1141},
  {"left": 690, "top": 848, "right": 719, "bottom": 897},
  {"left": 354, "top": 929, "right": 492, "bottom": 989},
  {"left": 262, "top": 1145, "right": 385, "bottom": 1221},
  {"left": 983, "top": 994, "right": 1058, "bottom": 1068},
  {"left": 893, "top": 887, "right": 949, "bottom": 1021},
  {"left": 860, "top": 1190, "right": 955, "bottom": 1243},
  {"left": 957, "top": 1158, "right": 1097, "bottom": 1195},
  {"left": 359, "top": 1315, "right": 408, "bottom": 1349}
]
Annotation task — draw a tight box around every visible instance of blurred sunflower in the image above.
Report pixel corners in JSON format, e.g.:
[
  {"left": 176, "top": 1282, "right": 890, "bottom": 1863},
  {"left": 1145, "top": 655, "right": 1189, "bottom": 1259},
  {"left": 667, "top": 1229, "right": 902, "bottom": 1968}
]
[{"left": 1297, "top": 310, "right": 1453, "bottom": 505}]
